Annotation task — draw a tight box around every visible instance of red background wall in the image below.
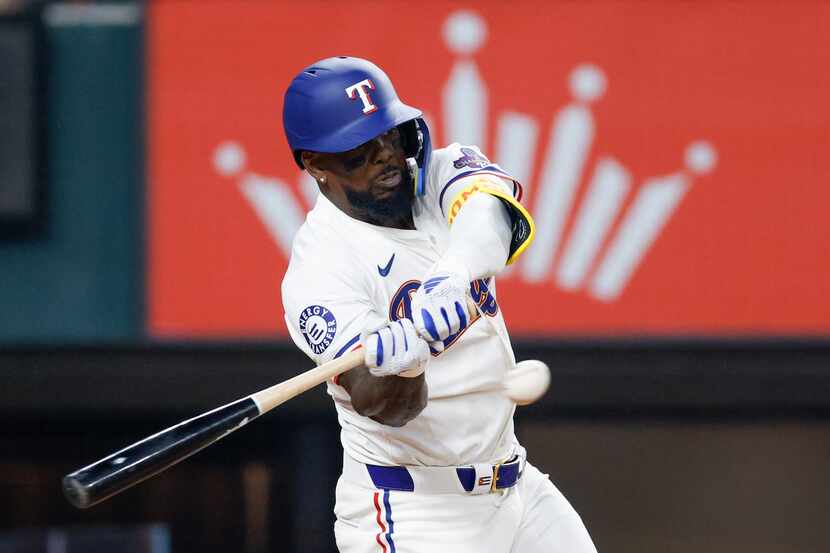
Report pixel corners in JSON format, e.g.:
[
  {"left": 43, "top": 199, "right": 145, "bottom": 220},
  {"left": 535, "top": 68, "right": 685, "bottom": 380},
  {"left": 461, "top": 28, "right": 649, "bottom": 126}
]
[{"left": 147, "top": 1, "right": 830, "bottom": 338}]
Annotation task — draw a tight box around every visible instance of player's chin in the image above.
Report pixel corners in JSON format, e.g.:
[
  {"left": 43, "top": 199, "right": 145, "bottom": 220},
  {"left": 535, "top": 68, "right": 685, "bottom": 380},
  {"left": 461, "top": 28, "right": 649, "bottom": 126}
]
[
  {"left": 372, "top": 186, "right": 399, "bottom": 201},
  {"left": 376, "top": 185, "right": 412, "bottom": 212},
  {"left": 371, "top": 197, "right": 410, "bottom": 221}
]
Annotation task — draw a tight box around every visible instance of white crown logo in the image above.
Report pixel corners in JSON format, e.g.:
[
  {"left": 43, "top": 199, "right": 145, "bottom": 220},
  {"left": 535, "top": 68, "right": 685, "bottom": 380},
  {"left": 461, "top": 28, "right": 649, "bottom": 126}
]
[{"left": 214, "top": 9, "right": 717, "bottom": 303}]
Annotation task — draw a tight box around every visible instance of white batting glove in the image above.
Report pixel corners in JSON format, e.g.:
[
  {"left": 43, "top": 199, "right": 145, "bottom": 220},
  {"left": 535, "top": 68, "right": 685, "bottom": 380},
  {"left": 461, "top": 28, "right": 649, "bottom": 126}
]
[
  {"left": 363, "top": 319, "right": 431, "bottom": 378},
  {"left": 411, "top": 258, "right": 472, "bottom": 351}
]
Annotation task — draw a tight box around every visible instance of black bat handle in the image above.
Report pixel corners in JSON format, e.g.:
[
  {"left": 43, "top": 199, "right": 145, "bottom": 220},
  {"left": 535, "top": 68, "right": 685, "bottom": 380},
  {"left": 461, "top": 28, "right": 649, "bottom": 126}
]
[{"left": 63, "top": 397, "right": 261, "bottom": 508}]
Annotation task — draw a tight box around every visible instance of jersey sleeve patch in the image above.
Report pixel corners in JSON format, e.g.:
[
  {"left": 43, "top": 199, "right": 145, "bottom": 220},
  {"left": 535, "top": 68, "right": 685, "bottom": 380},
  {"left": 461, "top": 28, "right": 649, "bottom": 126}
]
[
  {"left": 452, "top": 147, "right": 490, "bottom": 169},
  {"left": 299, "top": 305, "right": 337, "bottom": 354},
  {"left": 446, "top": 179, "right": 536, "bottom": 265}
]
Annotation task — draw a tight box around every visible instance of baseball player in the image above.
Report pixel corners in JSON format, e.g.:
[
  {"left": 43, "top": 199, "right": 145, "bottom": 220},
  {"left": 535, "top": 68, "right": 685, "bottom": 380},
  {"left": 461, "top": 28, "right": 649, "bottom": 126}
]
[{"left": 281, "top": 56, "right": 597, "bottom": 553}]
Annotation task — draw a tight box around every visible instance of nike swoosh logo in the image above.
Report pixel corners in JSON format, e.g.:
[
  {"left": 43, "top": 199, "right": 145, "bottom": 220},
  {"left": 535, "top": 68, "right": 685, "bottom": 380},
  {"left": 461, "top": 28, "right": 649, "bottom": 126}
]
[{"left": 377, "top": 253, "right": 395, "bottom": 277}]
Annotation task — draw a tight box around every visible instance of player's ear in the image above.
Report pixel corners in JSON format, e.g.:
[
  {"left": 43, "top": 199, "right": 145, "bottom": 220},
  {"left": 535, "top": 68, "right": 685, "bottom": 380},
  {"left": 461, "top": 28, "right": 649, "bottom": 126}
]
[{"left": 301, "top": 152, "right": 328, "bottom": 188}]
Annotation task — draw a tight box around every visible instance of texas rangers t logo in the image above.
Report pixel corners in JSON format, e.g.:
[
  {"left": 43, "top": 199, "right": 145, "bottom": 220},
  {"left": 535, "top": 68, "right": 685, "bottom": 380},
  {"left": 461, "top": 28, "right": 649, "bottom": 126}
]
[{"left": 345, "top": 78, "right": 378, "bottom": 114}]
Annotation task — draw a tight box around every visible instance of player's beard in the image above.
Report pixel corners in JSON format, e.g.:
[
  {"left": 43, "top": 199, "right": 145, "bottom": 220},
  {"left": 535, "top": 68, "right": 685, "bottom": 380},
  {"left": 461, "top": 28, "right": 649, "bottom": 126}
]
[{"left": 346, "top": 168, "right": 413, "bottom": 223}]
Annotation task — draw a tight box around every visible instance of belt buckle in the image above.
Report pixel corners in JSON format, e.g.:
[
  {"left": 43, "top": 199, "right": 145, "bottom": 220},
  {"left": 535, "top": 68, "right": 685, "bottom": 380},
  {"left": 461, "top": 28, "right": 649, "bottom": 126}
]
[{"left": 490, "top": 462, "right": 502, "bottom": 492}]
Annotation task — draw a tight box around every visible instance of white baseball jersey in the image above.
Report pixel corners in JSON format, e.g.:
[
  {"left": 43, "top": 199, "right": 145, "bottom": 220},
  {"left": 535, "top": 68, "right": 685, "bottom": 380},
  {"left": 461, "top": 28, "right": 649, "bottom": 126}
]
[{"left": 282, "top": 143, "right": 526, "bottom": 467}]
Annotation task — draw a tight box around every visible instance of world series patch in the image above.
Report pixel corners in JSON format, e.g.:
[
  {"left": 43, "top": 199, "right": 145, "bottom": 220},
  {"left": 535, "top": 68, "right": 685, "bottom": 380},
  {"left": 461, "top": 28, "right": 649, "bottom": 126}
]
[
  {"left": 452, "top": 147, "right": 489, "bottom": 169},
  {"left": 299, "top": 305, "right": 337, "bottom": 354}
]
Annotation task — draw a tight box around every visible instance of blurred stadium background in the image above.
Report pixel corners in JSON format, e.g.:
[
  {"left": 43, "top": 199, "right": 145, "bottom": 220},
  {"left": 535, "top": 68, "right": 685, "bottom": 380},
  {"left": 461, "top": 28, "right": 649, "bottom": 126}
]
[{"left": 1, "top": 1, "right": 829, "bottom": 552}]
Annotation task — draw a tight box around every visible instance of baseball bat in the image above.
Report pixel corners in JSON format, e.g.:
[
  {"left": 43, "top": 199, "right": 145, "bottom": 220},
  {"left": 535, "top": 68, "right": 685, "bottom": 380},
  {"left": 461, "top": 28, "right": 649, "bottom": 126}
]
[
  {"left": 62, "top": 348, "right": 365, "bottom": 509},
  {"left": 63, "top": 298, "right": 479, "bottom": 509}
]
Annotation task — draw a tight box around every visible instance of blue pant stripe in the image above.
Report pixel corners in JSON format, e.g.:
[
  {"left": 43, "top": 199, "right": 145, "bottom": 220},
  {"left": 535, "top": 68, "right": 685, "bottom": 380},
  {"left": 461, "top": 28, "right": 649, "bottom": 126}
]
[{"left": 383, "top": 490, "right": 396, "bottom": 553}]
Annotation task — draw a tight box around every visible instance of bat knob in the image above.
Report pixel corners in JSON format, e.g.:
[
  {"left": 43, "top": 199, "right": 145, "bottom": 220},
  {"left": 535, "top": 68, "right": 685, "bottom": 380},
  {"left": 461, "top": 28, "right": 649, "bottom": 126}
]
[{"left": 63, "top": 474, "right": 91, "bottom": 509}]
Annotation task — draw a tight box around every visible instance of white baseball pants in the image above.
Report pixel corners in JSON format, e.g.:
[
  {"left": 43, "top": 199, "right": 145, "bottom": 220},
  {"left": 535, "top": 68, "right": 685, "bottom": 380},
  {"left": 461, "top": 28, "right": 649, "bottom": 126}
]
[{"left": 333, "top": 459, "right": 598, "bottom": 553}]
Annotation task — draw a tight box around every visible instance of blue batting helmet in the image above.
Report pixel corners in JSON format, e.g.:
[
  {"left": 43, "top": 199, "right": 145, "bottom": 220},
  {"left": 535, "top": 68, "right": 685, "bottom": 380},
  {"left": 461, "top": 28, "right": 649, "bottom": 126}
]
[{"left": 283, "top": 56, "right": 432, "bottom": 196}]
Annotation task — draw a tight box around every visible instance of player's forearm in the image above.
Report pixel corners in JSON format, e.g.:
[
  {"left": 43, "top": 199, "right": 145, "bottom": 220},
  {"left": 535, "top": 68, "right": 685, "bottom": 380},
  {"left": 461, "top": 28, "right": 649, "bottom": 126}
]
[
  {"left": 339, "top": 366, "right": 428, "bottom": 427},
  {"left": 446, "top": 193, "right": 512, "bottom": 280}
]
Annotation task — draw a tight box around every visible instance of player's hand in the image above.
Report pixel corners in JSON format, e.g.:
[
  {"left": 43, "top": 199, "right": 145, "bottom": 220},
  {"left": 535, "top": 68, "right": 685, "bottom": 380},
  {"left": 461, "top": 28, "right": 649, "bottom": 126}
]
[
  {"left": 411, "top": 258, "right": 472, "bottom": 351},
  {"left": 362, "top": 319, "right": 431, "bottom": 378}
]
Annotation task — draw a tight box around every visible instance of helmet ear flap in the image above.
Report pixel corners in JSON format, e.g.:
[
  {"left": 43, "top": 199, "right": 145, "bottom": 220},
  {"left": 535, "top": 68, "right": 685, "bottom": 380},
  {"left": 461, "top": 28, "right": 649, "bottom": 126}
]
[
  {"left": 397, "top": 119, "right": 422, "bottom": 159},
  {"left": 399, "top": 117, "right": 431, "bottom": 197}
]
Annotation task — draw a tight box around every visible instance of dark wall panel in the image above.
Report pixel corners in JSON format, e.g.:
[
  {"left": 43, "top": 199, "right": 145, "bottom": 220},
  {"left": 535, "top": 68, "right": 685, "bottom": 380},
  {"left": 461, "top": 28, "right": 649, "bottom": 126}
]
[
  {"left": 0, "top": 9, "right": 142, "bottom": 343},
  {"left": 0, "top": 13, "right": 39, "bottom": 229}
]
